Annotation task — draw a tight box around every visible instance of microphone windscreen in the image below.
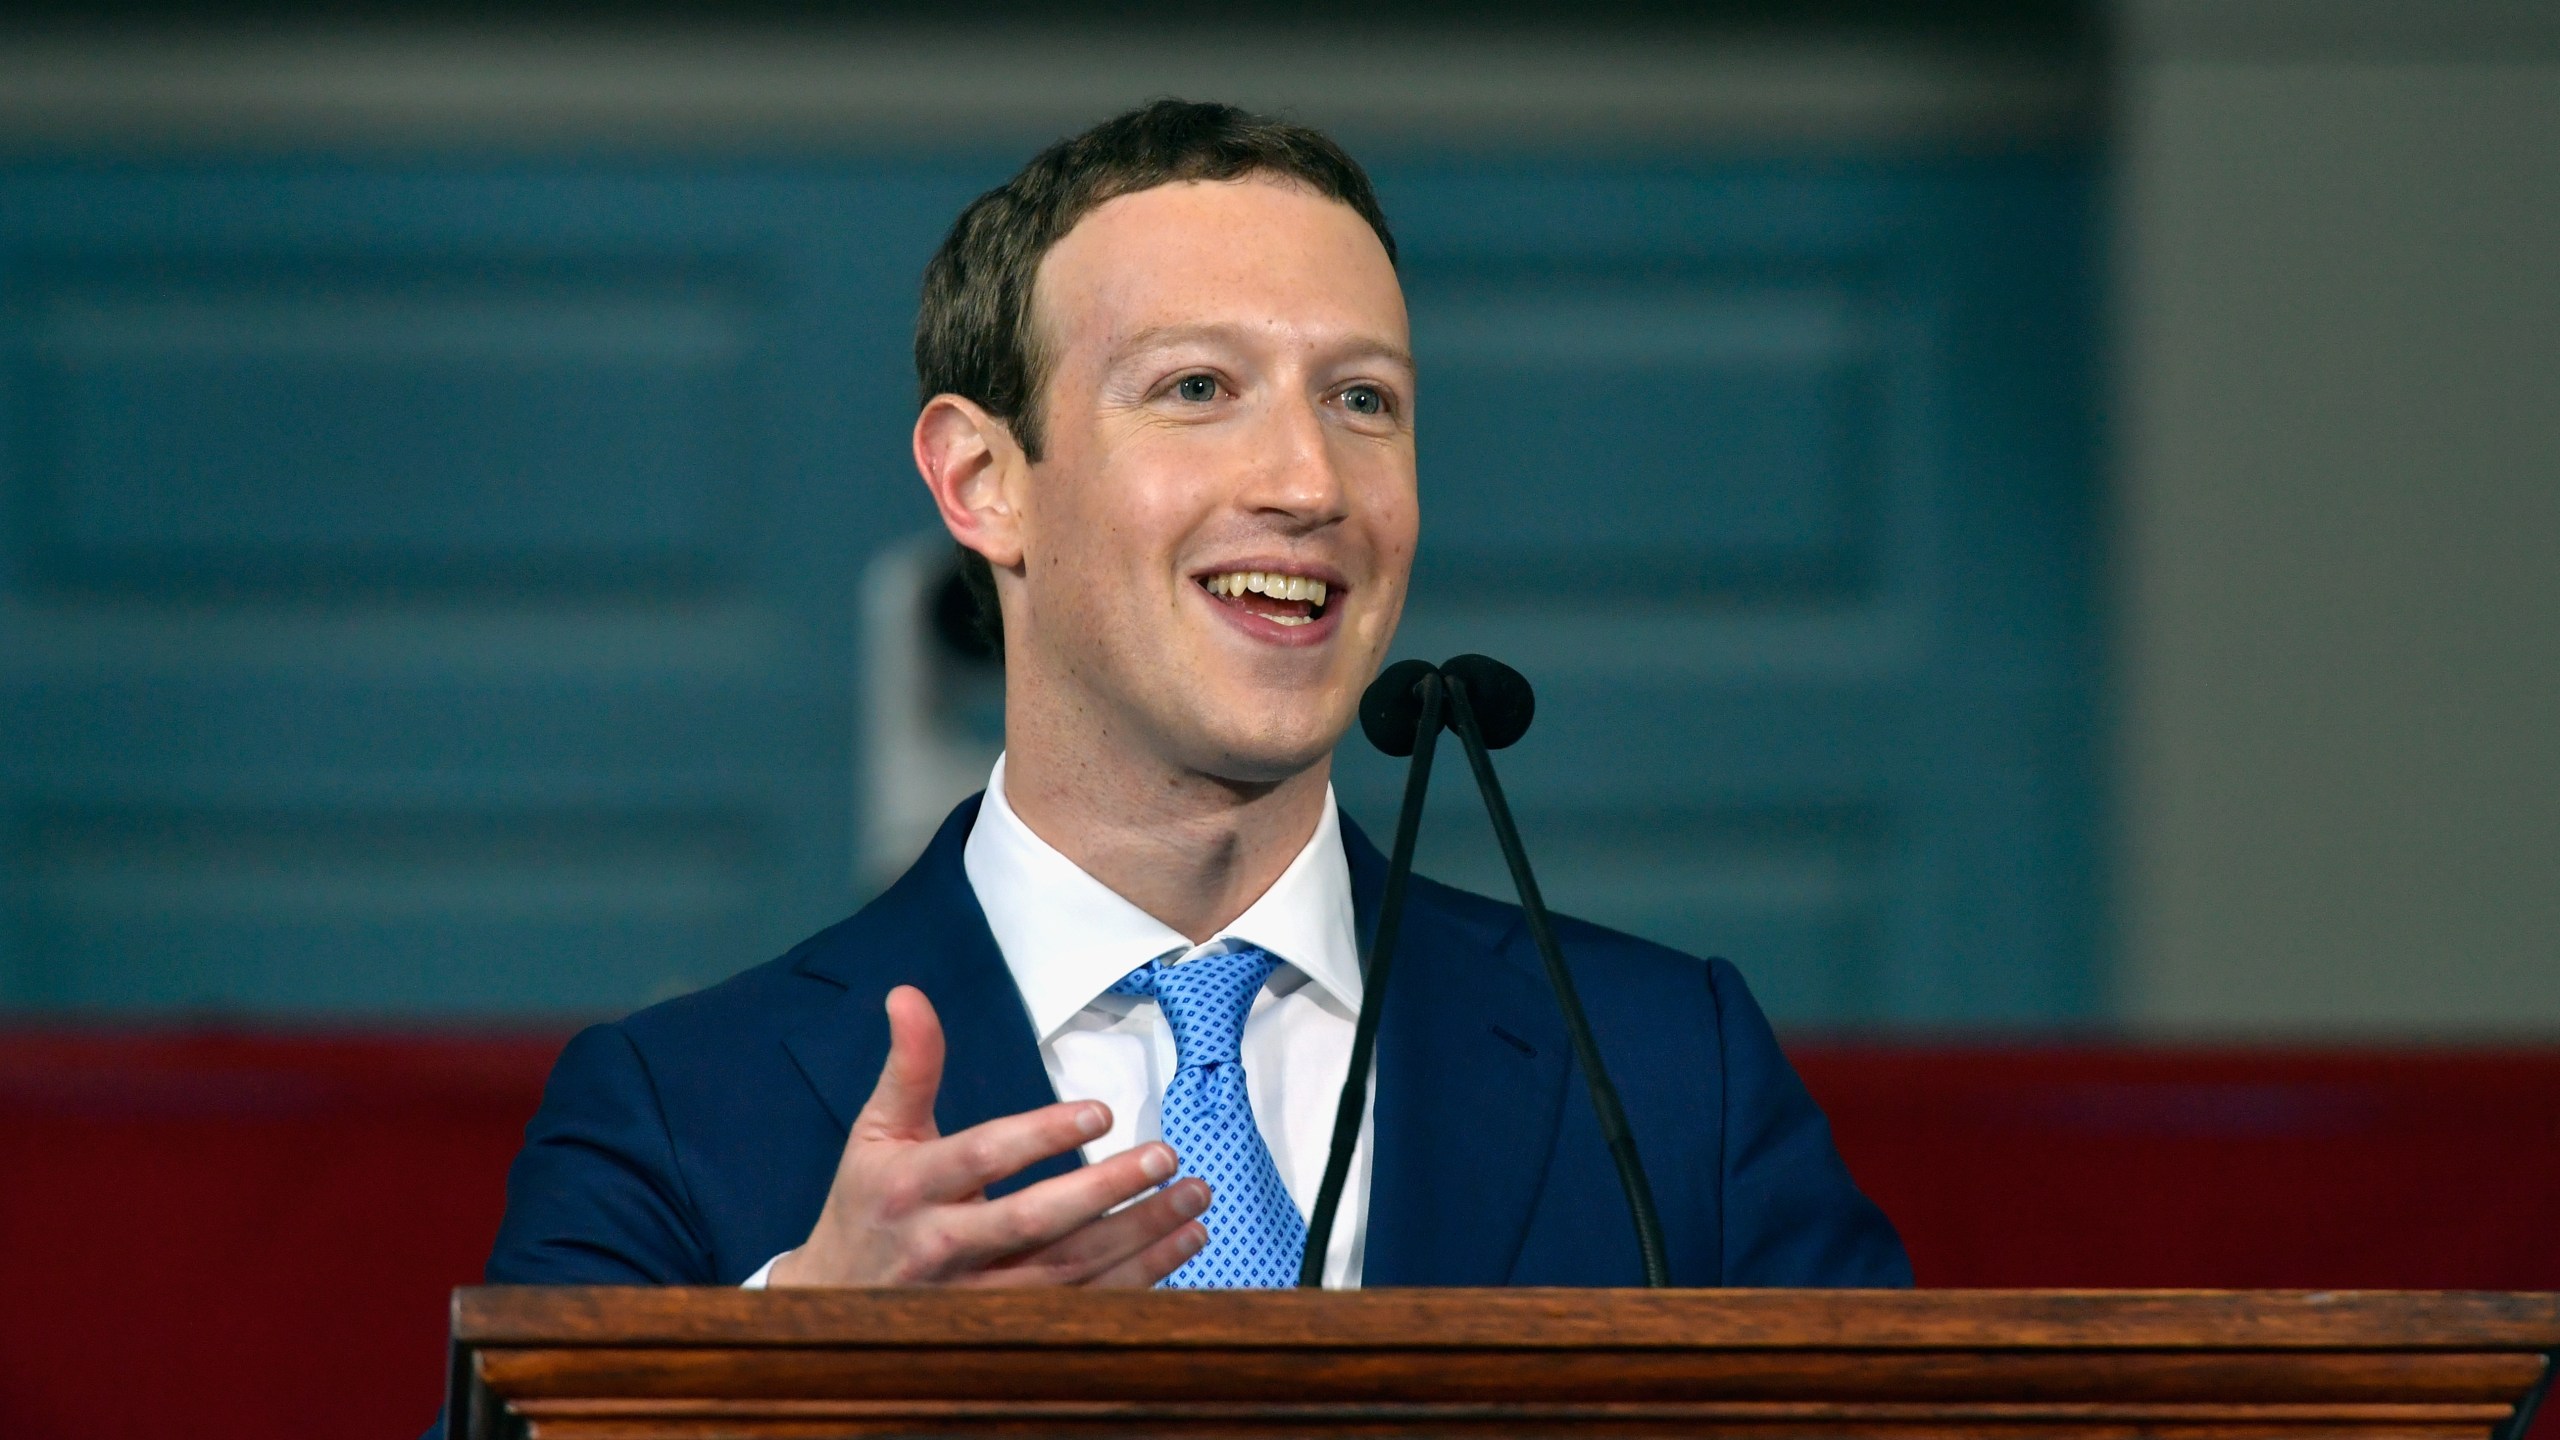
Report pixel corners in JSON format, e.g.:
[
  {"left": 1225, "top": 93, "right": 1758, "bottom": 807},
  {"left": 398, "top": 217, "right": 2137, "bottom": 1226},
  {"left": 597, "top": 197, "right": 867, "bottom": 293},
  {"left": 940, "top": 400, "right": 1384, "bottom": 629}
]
[
  {"left": 1359, "top": 659, "right": 1440, "bottom": 757},
  {"left": 1441, "top": 653, "right": 1535, "bottom": 749}
]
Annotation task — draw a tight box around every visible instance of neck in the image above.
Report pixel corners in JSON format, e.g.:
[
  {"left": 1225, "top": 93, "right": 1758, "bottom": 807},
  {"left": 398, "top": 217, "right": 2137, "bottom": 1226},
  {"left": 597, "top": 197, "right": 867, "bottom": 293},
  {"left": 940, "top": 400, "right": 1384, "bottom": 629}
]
[{"left": 999, "top": 720, "right": 1331, "bottom": 946}]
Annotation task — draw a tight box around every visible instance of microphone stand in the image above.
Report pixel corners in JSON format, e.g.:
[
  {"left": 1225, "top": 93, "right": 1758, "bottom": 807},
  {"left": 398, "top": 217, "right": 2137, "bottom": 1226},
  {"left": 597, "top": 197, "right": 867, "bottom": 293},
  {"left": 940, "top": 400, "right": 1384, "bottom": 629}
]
[
  {"left": 1443, "top": 674, "right": 1671, "bottom": 1289},
  {"left": 1298, "top": 669, "right": 1443, "bottom": 1287},
  {"left": 1300, "top": 658, "right": 1670, "bottom": 1289}
]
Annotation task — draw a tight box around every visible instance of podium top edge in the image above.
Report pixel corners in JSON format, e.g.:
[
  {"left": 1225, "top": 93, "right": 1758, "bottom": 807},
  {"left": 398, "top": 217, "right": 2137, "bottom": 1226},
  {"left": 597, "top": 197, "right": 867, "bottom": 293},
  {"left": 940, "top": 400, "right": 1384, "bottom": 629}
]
[{"left": 451, "top": 1287, "right": 2560, "bottom": 1351}]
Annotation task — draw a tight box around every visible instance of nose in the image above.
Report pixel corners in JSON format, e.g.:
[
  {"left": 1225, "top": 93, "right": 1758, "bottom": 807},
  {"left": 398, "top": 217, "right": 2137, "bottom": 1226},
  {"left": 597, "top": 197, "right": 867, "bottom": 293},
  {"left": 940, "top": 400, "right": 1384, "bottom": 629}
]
[{"left": 1241, "top": 388, "right": 1351, "bottom": 531}]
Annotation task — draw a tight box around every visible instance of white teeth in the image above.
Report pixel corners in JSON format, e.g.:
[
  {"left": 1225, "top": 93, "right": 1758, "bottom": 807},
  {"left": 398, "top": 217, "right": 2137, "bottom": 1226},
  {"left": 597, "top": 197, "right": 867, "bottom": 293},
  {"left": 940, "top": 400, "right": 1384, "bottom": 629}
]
[
  {"left": 1268, "top": 613, "right": 1312, "bottom": 627},
  {"left": 1201, "top": 571, "right": 1329, "bottom": 609}
]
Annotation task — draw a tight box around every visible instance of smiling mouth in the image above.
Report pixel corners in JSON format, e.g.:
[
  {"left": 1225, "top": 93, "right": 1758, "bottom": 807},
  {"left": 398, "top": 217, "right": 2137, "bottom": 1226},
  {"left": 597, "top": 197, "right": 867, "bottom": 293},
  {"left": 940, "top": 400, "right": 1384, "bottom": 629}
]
[{"left": 1199, "top": 570, "right": 1331, "bottom": 628}]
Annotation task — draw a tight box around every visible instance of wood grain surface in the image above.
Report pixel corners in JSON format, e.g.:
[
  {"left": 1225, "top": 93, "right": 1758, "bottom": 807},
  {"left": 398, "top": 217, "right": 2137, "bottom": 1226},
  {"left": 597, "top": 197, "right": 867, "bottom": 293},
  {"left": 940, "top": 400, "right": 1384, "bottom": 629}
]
[{"left": 449, "top": 1289, "right": 2560, "bottom": 1440}]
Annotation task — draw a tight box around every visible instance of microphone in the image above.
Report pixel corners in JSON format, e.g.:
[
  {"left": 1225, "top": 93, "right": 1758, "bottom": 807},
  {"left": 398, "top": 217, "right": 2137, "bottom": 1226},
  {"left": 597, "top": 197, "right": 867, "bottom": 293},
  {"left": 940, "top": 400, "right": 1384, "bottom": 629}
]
[
  {"left": 1300, "top": 660, "right": 1442, "bottom": 1285},
  {"left": 1300, "top": 656, "right": 1671, "bottom": 1289}
]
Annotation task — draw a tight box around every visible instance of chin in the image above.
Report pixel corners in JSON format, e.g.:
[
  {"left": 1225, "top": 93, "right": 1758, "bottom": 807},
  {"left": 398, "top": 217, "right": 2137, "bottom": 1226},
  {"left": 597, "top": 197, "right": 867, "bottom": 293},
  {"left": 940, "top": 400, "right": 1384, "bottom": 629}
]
[{"left": 1180, "top": 711, "right": 1351, "bottom": 788}]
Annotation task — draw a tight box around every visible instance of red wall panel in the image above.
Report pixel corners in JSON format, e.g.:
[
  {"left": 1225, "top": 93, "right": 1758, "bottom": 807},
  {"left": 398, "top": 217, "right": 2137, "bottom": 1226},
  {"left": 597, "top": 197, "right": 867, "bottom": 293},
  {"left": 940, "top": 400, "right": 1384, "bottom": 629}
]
[
  {"left": 0, "top": 1032, "right": 556, "bottom": 1440},
  {"left": 1799, "top": 1045, "right": 2560, "bottom": 1290}
]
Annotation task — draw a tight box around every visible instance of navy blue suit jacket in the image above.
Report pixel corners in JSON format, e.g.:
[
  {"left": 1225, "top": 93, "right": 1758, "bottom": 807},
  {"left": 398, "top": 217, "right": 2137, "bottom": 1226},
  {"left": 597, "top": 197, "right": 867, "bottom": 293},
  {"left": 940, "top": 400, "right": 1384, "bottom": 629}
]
[{"left": 486, "top": 796, "right": 1909, "bottom": 1289}]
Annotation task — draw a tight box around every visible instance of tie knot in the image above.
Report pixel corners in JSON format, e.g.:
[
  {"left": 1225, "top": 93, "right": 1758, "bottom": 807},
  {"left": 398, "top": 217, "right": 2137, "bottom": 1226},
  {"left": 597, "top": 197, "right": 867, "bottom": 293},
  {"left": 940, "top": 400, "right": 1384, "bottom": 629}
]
[{"left": 1109, "top": 946, "right": 1281, "bottom": 1071}]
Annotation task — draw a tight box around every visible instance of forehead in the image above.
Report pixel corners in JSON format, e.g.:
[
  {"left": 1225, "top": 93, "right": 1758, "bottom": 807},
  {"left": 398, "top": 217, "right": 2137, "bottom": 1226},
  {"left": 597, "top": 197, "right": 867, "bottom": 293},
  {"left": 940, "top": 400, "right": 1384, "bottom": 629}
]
[{"left": 1029, "top": 175, "right": 1407, "bottom": 358}]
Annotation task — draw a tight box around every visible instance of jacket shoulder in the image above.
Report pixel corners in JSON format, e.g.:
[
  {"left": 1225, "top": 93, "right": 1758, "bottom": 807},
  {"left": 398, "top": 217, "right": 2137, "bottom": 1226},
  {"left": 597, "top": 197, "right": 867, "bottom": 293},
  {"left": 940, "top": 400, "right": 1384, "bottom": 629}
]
[
  {"left": 1408, "top": 868, "right": 1733, "bottom": 992},
  {"left": 1404, "top": 873, "right": 1908, "bottom": 1287}
]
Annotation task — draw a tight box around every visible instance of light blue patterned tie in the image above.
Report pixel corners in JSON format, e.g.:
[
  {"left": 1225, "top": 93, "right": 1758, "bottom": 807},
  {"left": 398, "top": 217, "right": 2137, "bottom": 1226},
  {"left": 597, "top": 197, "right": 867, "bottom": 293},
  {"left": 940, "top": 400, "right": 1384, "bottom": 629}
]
[{"left": 1109, "top": 946, "right": 1307, "bottom": 1287}]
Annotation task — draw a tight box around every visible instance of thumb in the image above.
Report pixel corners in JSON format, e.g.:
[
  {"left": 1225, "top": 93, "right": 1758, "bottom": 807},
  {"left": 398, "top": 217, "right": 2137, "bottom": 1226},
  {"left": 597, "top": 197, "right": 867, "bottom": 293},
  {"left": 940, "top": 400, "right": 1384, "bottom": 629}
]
[{"left": 855, "top": 985, "right": 945, "bottom": 1141}]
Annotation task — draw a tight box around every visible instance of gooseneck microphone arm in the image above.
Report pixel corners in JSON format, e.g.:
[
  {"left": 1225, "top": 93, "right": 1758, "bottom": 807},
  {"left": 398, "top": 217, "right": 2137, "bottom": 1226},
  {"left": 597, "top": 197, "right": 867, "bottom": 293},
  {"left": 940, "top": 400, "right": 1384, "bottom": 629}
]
[
  {"left": 1300, "top": 657, "right": 1670, "bottom": 1289},
  {"left": 1442, "top": 672, "right": 1672, "bottom": 1290},
  {"left": 1299, "top": 666, "right": 1444, "bottom": 1287}
]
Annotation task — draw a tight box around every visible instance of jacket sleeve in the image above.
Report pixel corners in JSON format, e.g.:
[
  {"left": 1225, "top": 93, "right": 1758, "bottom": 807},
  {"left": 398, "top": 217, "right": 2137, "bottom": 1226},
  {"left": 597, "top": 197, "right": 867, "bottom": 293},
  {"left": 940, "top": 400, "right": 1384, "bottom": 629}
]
[
  {"left": 1708, "top": 958, "right": 1914, "bottom": 1286},
  {"left": 483, "top": 1022, "right": 714, "bottom": 1285}
]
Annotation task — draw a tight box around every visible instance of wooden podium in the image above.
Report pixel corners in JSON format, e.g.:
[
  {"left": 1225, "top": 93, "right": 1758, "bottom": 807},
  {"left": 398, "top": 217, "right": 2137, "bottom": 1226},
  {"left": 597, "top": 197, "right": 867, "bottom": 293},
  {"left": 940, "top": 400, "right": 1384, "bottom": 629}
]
[{"left": 450, "top": 1288, "right": 2560, "bottom": 1439}]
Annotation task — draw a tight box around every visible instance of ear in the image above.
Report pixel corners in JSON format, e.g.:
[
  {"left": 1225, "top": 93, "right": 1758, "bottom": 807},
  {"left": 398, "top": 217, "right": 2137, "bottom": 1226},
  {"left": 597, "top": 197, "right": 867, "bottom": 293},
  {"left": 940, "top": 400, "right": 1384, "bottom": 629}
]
[{"left": 914, "top": 394, "right": 1028, "bottom": 569}]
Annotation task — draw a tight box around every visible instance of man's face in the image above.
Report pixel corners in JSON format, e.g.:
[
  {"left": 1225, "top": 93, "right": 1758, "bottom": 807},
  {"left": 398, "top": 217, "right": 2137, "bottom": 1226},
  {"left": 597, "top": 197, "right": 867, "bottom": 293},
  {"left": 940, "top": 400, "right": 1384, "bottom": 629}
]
[{"left": 1008, "top": 175, "right": 1418, "bottom": 784}]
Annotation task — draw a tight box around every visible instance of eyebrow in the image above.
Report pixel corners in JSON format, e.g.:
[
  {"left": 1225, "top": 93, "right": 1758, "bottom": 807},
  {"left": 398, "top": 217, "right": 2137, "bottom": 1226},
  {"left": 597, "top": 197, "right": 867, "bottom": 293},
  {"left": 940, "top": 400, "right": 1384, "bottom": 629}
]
[{"left": 1106, "top": 321, "right": 1415, "bottom": 375}]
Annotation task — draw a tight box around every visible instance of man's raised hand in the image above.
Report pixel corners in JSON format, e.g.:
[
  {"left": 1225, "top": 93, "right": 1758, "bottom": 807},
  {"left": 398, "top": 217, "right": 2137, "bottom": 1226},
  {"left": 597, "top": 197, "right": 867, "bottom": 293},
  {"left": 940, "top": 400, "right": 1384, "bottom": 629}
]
[{"left": 765, "top": 985, "right": 1208, "bottom": 1287}]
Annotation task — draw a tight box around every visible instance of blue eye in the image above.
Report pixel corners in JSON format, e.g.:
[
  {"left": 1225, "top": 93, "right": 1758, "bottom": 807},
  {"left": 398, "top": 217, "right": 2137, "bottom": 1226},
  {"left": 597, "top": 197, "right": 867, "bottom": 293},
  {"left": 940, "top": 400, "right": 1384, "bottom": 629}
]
[
  {"left": 1175, "top": 374, "right": 1217, "bottom": 402},
  {"left": 1343, "top": 385, "right": 1385, "bottom": 416}
]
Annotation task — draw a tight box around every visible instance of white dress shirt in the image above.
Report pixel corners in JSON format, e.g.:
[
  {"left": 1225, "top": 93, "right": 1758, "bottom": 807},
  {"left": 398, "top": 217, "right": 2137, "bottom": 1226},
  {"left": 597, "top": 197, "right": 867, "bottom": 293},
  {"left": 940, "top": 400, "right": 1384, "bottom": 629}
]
[{"left": 748, "top": 755, "right": 1371, "bottom": 1288}]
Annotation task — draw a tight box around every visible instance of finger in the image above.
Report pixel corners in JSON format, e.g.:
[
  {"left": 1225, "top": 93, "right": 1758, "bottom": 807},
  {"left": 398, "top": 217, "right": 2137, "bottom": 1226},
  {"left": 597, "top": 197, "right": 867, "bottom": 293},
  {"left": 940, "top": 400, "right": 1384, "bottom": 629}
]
[
  {"left": 854, "top": 986, "right": 945, "bottom": 1141},
  {"left": 974, "top": 1175, "right": 1212, "bottom": 1288},
  {"left": 1084, "top": 1217, "right": 1211, "bottom": 1289},
  {"left": 916, "top": 1134, "right": 1171, "bottom": 1267},
  {"left": 903, "top": 1098, "right": 1116, "bottom": 1204}
]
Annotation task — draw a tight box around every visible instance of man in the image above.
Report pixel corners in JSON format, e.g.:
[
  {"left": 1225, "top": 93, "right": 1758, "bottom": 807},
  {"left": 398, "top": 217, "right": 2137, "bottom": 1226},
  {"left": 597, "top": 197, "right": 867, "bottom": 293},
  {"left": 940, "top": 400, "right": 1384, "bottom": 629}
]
[{"left": 487, "top": 100, "right": 1908, "bottom": 1294}]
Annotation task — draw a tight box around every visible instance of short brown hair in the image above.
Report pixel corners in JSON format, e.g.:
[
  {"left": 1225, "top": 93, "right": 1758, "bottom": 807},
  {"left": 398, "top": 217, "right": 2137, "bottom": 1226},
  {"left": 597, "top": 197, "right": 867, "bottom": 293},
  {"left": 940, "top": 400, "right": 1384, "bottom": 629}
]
[{"left": 915, "top": 99, "right": 1398, "bottom": 654}]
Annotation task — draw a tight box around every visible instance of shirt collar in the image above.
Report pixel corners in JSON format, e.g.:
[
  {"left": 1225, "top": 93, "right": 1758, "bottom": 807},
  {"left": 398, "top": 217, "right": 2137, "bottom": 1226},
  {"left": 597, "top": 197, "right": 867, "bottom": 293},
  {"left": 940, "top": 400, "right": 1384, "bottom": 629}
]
[{"left": 962, "top": 753, "right": 1362, "bottom": 1043}]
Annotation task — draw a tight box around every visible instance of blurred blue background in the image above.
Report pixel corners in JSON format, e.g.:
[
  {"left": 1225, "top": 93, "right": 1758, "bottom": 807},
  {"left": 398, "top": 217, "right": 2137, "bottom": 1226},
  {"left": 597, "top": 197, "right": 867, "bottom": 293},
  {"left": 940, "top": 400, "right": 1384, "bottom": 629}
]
[{"left": 0, "top": 0, "right": 2550, "bottom": 1037}]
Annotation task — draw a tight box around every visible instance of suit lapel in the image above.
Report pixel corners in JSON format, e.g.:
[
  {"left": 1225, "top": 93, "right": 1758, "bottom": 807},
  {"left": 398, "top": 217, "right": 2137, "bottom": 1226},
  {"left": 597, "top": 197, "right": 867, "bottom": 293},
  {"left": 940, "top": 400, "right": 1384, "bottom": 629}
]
[
  {"left": 781, "top": 797, "right": 1078, "bottom": 1198},
  {"left": 1342, "top": 816, "right": 1572, "bottom": 1286},
  {"left": 778, "top": 796, "right": 1577, "bottom": 1253}
]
